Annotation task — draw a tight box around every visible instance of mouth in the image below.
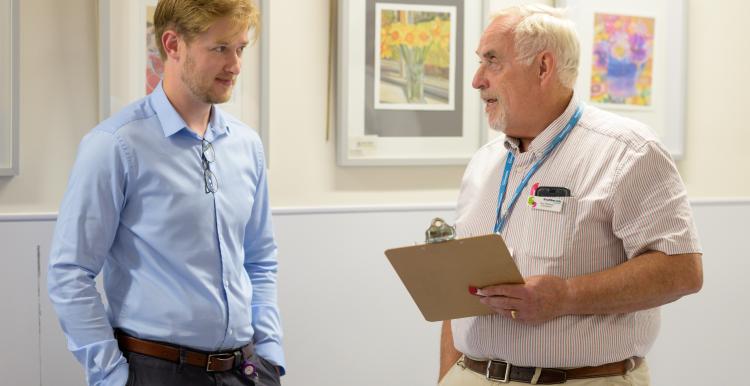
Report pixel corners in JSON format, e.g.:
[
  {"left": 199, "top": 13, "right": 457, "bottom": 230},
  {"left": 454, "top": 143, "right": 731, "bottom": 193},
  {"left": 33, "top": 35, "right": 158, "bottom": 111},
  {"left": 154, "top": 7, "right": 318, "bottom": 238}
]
[
  {"left": 482, "top": 96, "right": 498, "bottom": 112},
  {"left": 215, "top": 78, "right": 235, "bottom": 88}
]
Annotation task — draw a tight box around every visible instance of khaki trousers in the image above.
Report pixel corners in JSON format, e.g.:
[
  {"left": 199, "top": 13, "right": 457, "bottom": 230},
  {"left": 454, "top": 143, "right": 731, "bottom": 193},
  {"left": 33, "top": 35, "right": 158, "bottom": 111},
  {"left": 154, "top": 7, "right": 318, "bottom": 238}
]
[{"left": 439, "top": 357, "right": 650, "bottom": 386}]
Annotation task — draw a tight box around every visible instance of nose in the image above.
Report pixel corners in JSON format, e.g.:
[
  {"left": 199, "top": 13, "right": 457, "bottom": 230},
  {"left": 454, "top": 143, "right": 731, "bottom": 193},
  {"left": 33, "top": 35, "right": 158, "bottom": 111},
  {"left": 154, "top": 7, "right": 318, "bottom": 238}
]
[
  {"left": 472, "top": 65, "right": 487, "bottom": 90},
  {"left": 226, "top": 51, "right": 241, "bottom": 75}
]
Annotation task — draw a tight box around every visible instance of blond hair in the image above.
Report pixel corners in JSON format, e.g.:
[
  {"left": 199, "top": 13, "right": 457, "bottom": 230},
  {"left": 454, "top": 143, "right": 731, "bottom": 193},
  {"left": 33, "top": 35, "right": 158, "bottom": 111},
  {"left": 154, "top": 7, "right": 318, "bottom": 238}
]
[
  {"left": 493, "top": 4, "right": 580, "bottom": 88},
  {"left": 154, "top": 0, "right": 259, "bottom": 59}
]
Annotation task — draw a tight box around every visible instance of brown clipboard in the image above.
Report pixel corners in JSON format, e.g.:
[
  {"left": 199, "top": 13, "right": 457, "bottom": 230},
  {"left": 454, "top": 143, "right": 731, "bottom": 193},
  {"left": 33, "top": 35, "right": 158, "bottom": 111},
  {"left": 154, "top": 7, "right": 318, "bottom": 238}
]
[{"left": 385, "top": 234, "right": 524, "bottom": 322}]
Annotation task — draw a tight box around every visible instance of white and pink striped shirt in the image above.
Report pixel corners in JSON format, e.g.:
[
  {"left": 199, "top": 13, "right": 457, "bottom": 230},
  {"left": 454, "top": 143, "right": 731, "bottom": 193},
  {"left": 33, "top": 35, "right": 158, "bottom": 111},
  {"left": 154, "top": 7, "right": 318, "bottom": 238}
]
[{"left": 452, "top": 97, "right": 702, "bottom": 367}]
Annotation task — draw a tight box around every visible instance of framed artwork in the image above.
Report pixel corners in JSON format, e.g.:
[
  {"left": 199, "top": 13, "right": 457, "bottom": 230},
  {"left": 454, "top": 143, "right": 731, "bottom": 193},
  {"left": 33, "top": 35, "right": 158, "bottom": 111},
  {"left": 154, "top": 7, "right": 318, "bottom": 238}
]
[
  {"left": 557, "top": 0, "right": 686, "bottom": 158},
  {"left": 0, "top": 0, "right": 18, "bottom": 176},
  {"left": 98, "top": 0, "right": 270, "bottom": 152},
  {"left": 337, "top": 0, "right": 486, "bottom": 166}
]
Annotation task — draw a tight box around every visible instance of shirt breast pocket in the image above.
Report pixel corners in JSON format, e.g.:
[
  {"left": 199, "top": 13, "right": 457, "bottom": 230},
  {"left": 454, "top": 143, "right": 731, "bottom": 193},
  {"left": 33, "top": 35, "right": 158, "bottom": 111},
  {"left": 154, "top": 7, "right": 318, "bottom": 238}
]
[{"left": 521, "top": 197, "right": 578, "bottom": 262}]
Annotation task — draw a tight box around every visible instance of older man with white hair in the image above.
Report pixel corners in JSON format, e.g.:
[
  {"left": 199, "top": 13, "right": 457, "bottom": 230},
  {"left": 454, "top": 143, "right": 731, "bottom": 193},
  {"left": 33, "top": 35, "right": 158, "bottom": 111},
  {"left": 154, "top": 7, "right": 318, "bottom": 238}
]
[{"left": 439, "top": 5, "right": 703, "bottom": 385}]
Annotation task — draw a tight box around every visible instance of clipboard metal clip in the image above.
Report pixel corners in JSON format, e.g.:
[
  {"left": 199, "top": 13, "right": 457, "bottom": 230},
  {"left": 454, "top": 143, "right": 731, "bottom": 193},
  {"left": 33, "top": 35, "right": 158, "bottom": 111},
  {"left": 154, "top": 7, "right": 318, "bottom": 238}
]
[{"left": 425, "top": 217, "right": 456, "bottom": 244}]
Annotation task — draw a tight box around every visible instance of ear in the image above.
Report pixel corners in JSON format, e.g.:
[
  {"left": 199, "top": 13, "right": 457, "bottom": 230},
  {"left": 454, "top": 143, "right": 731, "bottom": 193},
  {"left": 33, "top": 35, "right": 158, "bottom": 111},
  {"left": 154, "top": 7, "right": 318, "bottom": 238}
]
[
  {"left": 537, "top": 51, "right": 556, "bottom": 86},
  {"left": 162, "top": 30, "right": 181, "bottom": 61}
]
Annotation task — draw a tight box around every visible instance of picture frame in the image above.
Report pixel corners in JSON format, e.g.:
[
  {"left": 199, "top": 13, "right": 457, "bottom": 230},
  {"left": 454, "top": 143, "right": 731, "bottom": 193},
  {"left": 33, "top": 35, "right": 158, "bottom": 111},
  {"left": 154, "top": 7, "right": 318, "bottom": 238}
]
[
  {"left": 557, "top": 0, "right": 686, "bottom": 158},
  {"left": 0, "top": 0, "right": 19, "bottom": 176},
  {"left": 337, "top": 0, "right": 486, "bottom": 166},
  {"left": 97, "top": 0, "right": 270, "bottom": 154}
]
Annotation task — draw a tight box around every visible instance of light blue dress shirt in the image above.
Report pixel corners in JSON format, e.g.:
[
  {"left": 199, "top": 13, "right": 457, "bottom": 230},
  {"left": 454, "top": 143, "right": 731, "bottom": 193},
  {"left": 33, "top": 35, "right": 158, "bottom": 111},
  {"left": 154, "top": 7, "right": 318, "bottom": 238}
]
[{"left": 48, "top": 83, "right": 284, "bottom": 386}]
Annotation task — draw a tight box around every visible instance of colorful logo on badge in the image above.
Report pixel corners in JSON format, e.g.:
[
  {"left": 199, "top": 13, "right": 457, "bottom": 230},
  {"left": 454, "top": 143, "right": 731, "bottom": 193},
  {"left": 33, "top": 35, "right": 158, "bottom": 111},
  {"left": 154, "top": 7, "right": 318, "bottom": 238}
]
[{"left": 528, "top": 182, "right": 539, "bottom": 207}]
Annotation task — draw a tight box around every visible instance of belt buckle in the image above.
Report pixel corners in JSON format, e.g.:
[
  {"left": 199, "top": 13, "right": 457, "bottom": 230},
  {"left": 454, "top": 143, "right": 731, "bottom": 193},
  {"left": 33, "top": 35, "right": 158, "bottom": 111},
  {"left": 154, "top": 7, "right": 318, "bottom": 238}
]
[
  {"left": 486, "top": 359, "right": 511, "bottom": 383},
  {"left": 205, "top": 351, "right": 239, "bottom": 372}
]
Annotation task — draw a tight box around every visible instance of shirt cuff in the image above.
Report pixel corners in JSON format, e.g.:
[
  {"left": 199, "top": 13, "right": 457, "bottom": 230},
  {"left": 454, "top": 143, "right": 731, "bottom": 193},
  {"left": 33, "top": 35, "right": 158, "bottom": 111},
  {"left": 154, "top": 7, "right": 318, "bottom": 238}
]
[
  {"left": 101, "top": 362, "right": 129, "bottom": 386},
  {"left": 254, "top": 341, "right": 286, "bottom": 376}
]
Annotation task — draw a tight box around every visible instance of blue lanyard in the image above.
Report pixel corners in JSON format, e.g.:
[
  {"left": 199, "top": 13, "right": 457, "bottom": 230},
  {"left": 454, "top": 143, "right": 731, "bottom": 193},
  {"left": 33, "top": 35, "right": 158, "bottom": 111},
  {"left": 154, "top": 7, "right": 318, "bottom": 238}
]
[{"left": 493, "top": 106, "right": 583, "bottom": 234}]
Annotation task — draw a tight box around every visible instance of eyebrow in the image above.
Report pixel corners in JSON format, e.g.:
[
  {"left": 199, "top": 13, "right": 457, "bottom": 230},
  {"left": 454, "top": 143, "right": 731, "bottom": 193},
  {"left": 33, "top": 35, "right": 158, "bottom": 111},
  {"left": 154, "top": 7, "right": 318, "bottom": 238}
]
[
  {"left": 214, "top": 37, "right": 250, "bottom": 46},
  {"left": 476, "top": 49, "right": 499, "bottom": 59}
]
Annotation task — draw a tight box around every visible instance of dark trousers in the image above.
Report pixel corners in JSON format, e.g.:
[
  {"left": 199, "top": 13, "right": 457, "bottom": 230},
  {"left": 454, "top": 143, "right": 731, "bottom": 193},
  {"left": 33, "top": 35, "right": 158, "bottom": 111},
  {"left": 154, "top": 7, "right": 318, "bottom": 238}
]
[{"left": 124, "top": 350, "right": 281, "bottom": 386}]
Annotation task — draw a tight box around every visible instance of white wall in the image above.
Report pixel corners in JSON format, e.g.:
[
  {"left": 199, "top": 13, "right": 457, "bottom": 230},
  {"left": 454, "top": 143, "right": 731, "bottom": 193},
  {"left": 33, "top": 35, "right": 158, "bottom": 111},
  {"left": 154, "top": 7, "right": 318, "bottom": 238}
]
[
  {"left": 1, "top": 0, "right": 750, "bottom": 213},
  {"left": 1, "top": 201, "right": 748, "bottom": 385},
  {"left": 0, "top": 0, "right": 98, "bottom": 213},
  {"left": 269, "top": 0, "right": 750, "bottom": 201}
]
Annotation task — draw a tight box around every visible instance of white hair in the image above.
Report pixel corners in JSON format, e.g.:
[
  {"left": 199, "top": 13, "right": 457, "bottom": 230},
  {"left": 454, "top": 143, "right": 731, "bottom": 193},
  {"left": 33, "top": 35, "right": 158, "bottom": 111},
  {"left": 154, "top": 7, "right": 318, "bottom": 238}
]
[{"left": 492, "top": 4, "right": 580, "bottom": 88}]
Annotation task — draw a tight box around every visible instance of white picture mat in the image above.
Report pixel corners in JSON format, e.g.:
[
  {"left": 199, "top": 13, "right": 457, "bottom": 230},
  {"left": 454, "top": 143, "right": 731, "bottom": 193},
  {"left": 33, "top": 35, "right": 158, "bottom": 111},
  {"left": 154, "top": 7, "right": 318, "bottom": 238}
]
[
  {"left": 373, "top": 3, "right": 457, "bottom": 111},
  {"left": 0, "top": 0, "right": 18, "bottom": 176},
  {"left": 98, "top": 0, "right": 269, "bottom": 154},
  {"left": 337, "top": 0, "right": 485, "bottom": 166},
  {"left": 558, "top": 0, "right": 686, "bottom": 158}
]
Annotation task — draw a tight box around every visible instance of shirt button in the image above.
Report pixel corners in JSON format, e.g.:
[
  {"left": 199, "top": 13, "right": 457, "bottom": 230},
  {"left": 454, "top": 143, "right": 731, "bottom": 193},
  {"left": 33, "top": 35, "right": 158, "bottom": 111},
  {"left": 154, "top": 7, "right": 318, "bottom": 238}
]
[
  {"left": 224, "top": 280, "right": 229, "bottom": 287},
  {"left": 228, "top": 328, "right": 233, "bottom": 335}
]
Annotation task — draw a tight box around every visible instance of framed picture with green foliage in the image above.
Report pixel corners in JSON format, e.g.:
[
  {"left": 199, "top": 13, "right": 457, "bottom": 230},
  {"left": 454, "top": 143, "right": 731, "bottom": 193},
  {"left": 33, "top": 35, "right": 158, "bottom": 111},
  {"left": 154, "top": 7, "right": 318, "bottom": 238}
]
[{"left": 337, "top": 0, "right": 486, "bottom": 166}]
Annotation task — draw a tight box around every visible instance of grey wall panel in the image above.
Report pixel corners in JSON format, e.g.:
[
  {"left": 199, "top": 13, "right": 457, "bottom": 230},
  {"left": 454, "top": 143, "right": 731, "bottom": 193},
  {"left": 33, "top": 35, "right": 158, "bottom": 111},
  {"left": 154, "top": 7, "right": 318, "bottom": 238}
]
[
  {"left": 647, "top": 202, "right": 750, "bottom": 385},
  {"left": 274, "top": 208, "right": 453, "bottom": 386},
  {"left": 0, "top": 221, "right": 44, "bottom": 385},
  {"left": 37, "top": 220, "right": 87, "bottom": 386},
  {"left": 0, "top": 201, "right": 746, "bottom": 385}
]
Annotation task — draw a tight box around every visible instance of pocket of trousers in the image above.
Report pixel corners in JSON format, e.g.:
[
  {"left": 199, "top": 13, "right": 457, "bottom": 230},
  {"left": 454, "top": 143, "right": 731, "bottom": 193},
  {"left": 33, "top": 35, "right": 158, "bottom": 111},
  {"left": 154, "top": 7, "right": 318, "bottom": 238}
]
[
  {"left": 438, "top": 358, "right": 469, "bottom": 386},
  {"left": 256, "top": 355, "right": 281, "bottom": 386},
  {"left": 125, "top": 366, "right": 136, "bottom": 386}
]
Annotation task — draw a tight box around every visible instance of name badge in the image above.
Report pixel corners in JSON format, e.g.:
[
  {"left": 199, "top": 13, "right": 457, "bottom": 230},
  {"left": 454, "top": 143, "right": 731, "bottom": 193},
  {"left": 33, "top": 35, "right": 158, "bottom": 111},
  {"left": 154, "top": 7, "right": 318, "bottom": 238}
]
[{"left": 528, "top": 196, "right": 564, "bottom": 213}]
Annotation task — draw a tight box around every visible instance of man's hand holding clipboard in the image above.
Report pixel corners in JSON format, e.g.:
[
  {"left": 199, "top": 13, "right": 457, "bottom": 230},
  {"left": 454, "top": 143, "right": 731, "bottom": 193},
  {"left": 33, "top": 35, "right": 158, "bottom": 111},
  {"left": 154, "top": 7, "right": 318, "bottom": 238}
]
[
  {"left": 384, "top": 218, "right": 524, "bottom": 322},
  {"left": 471, "top": 275, "right": 571, "bottom": 324}
]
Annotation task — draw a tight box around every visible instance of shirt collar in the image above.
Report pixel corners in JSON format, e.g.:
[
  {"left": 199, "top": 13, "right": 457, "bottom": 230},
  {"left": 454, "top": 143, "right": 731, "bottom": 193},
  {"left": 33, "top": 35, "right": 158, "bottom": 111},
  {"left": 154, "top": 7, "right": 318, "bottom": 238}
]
[
  {"left": 209, "top": 105, "right": 229, "bottom": 138},
  {"left": 504, "top": 93, "right": 581, "bottom": 157},
  {"left": 149, "top": 82, "right": 231, "bottom": 139}
]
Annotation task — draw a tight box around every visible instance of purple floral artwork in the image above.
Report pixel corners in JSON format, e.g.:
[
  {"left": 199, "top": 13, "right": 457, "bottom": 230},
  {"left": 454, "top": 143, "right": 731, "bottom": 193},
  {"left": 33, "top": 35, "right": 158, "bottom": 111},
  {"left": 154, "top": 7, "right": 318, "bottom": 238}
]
[{"left": 590, "top": 13, "right": 655, "bottom": 106}]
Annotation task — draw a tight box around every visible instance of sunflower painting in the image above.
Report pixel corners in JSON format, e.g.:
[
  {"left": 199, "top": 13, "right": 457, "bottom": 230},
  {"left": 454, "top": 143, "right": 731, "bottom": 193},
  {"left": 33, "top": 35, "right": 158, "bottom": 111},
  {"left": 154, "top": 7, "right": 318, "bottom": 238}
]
[{"left": 374, "top": 3, "right": 456, "bottom": 111}]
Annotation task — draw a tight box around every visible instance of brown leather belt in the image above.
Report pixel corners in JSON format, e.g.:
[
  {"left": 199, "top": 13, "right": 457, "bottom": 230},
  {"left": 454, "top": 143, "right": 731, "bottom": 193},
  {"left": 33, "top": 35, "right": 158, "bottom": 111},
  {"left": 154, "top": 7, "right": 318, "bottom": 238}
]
[
  {"left": 462, "top": 356, "right": 643, "bottom": 384},
  {"left": 116, "top": 331, "right": 253, "bottom": 372}
]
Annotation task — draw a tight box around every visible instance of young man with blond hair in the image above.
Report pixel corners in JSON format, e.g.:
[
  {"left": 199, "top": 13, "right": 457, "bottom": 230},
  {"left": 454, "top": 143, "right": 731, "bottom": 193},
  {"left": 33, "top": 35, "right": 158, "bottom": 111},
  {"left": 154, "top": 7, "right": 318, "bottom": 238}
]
[
  {"left": 48, "top": 1, "right": 283, "bottom": 385},
  {"left": 439, "top": 5, "right": 702, "bottom": 385}
]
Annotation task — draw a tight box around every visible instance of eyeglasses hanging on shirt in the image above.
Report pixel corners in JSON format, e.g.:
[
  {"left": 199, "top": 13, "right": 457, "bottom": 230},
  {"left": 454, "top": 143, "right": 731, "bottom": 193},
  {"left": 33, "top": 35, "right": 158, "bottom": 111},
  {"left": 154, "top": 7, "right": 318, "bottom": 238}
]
[{"left": 201, "top": 138, "right": 219, "bottom": 194}]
